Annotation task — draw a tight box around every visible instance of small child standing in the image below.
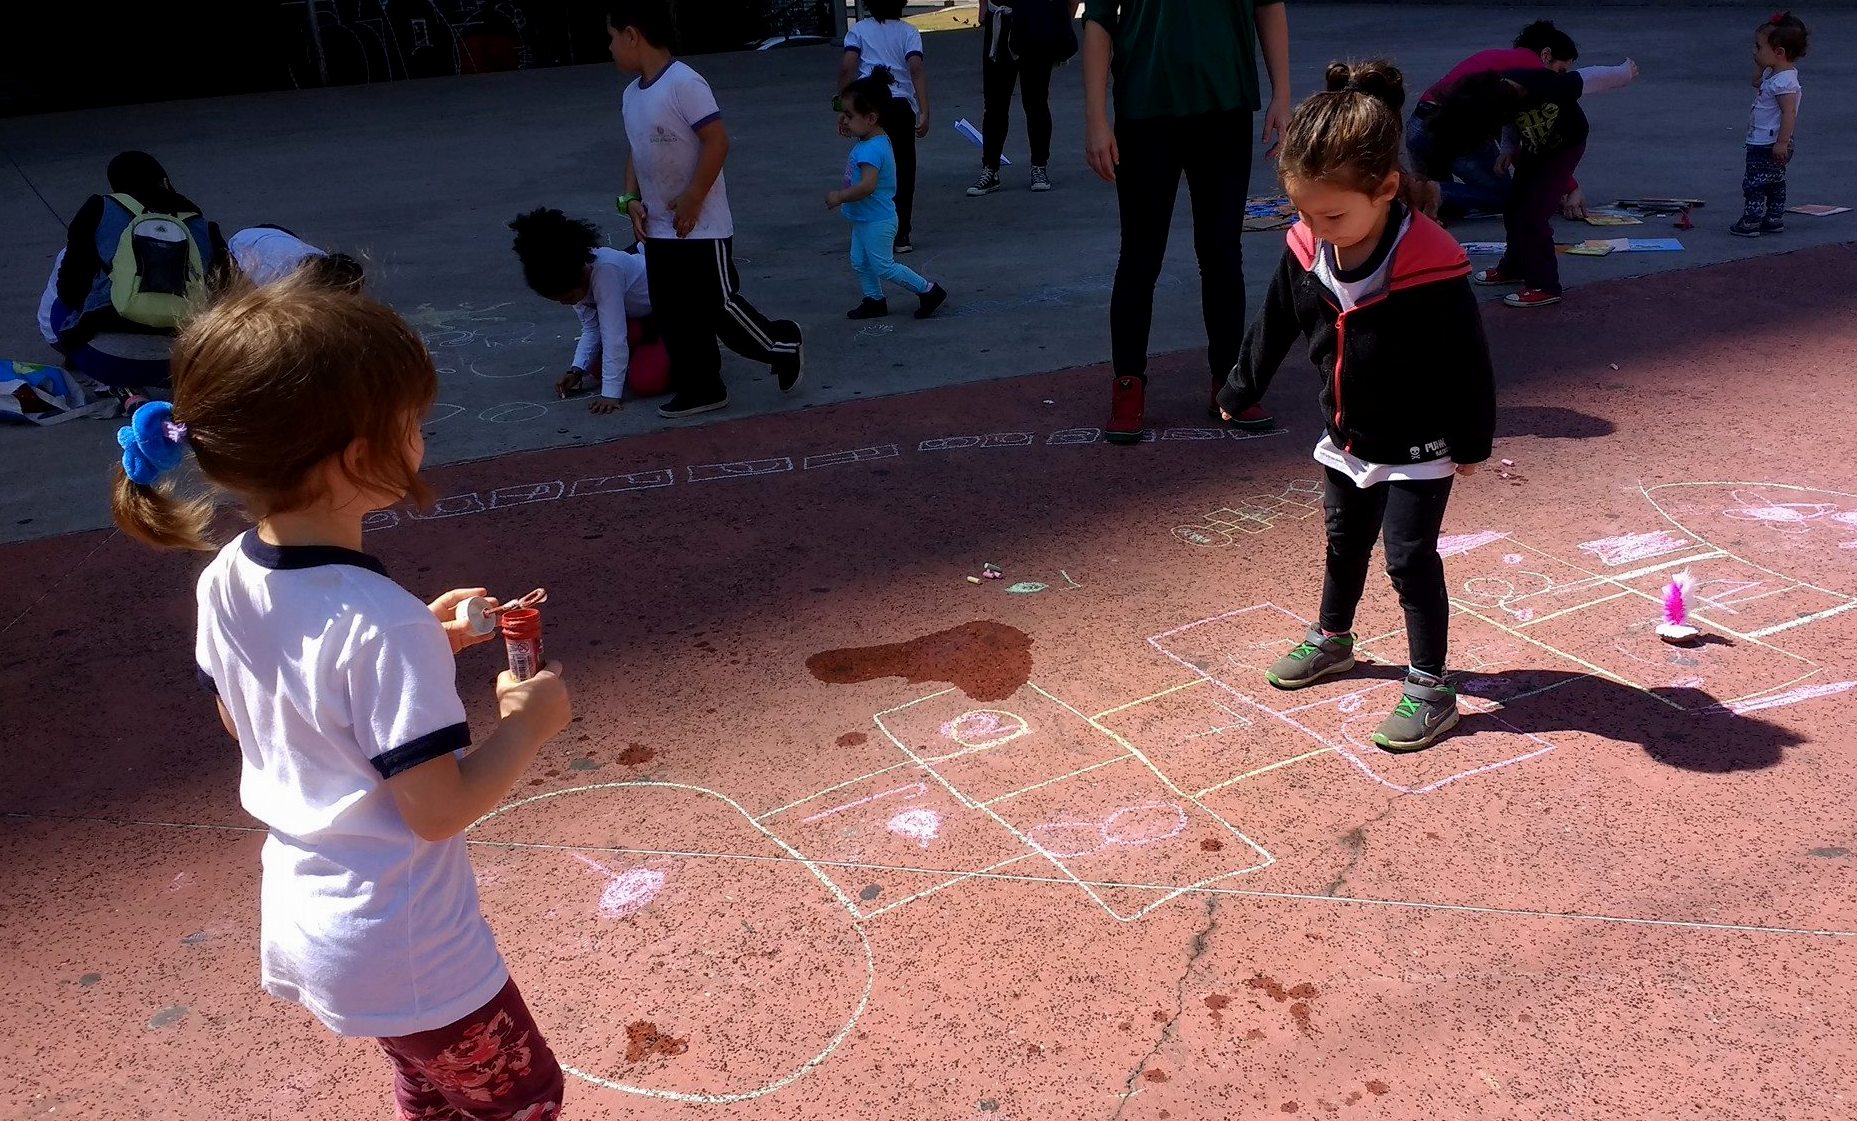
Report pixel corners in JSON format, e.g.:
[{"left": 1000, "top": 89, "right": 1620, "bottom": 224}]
[
  {"left": 1733, "top": 11, "right": 1807, "bottom": 237},
  {"left": 838, "top": 0, "right": 932, "bottom": 253},
  {"left": 609, "top": 0, "right": 803, "bottom": 418},
  {"left": 828, "top": 73, "right": 950, "bottom": 321},
  {"left": 1218, "top": 61, "right": 1496, "bottom": 753},
  {"left": 111, "top": 276, "right": 573, "bottom": 1119}
]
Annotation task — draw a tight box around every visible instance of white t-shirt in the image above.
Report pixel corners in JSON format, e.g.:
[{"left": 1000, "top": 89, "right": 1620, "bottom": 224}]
[
  {"left": 623, "top": 61, "right": 734, "bottom": 240},
  {"left": 572, "top": 246, "right": 654, "bottom": 398},
  {"left": 845, "top": 18, "right": 925, "bottom": 114},
  {"left": 1748, "top": 67, "right": 1802, "bottom": 146},
  {"left": 229, "top": 226, "right": 328, "bottom": 285},
  {"left": 38, "top": 249, "right": 64, "bottom": 346},
  {"left": 1309, "top": 212, "right": 1457, "bottom": 488},
  {"left": 194, "top": 532, "right": 506, "bottom": 1038}
]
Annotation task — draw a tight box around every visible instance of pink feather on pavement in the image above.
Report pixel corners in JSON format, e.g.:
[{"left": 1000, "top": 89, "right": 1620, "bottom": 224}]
[{"left": 1662, "top": 571, "right": 1693, "bottom": 627}]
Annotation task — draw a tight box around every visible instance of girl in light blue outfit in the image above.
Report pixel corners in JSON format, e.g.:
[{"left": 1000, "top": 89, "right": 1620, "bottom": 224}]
[{"left": 827, "top": 70, "right": 949, "bottom": 320}]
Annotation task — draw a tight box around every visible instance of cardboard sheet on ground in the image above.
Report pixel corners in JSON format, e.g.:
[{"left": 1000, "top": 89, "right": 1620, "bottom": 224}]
[{"left": 1788, "top": 204, "right": 1850, "bottom": 217}]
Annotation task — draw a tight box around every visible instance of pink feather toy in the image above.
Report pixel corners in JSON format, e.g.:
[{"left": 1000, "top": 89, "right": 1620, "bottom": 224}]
[{"left": 1655, "top": 571, "right": 1700, "bottom": 643}]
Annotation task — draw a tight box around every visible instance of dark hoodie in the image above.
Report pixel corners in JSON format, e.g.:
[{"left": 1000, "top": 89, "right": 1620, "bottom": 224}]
[{"left": 1218, "top": 207, "right": 1496, "bottom": 469}]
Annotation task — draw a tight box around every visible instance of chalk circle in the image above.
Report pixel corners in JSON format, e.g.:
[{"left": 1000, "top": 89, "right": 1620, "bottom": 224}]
[
  {"left": 1462, "top": 577, "right": 1517, "bottom": 604},
  {"left": 1173, "top": 525, "right": 1230, "bottom": 548},
  {"left": 479, "top": 402, "right": 548, "bottom": 423},
  {"left": 468, "top": 781, "right": 874, "bottom": 1105},
  {"left": 940, "top": 709, "right": 1029, "bottom": 749},
  {"left": 424, "top": 402, "right": 467, "bottom": 424},
  {"left": 1099, "top": 802, "right": 1187, "bottom": 847},
  {"left": 1006, "top": 582, "right": 1048, "bottom": 595}
]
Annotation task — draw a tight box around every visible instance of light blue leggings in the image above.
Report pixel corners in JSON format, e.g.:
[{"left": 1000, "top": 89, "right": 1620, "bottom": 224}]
[{"left": 849, "top": 217, "right": 930, "bottom": 301}]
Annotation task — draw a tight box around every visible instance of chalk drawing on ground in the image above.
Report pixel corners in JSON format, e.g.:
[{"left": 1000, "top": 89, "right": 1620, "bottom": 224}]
[{"left": 1173, "top": 480, "right": 1323, "bottom": 547}]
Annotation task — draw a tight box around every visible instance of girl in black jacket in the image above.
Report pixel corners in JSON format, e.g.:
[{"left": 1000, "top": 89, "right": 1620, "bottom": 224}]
[{"left": 1217, "top": 60, "right": 1497, "bottom": 752}]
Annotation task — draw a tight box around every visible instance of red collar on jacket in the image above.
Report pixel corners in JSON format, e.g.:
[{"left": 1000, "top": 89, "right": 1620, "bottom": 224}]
[{"left": 1286, "top": 210, "right": 1471, "bottom": 294}]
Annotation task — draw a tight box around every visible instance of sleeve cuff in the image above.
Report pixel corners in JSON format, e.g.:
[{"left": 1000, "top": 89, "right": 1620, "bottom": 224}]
[
  {"left": 905, "top": 50, "right": 923, "bottom": 60},
  {"left": 196, "top": 665, "right": 218, "bottom": 696},
  {"left": 690, "top": 111, "right": 722, "bottom": 131},
  {"left": 371, "top": 722, "right": 471, "bottom": 779}
]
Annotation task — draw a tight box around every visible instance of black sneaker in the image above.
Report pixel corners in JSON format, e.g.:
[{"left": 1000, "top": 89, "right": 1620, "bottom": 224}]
[
  {"left": 1266, "top": 629, "right": 1357, "bottom": 690},
  {"left": 772, "top": 329, "right": 804, "bottom": 395},
  {"left": 657, "top": 389, "right": 729, "bottom": 418},
  {"left": 1760, "top": 217, "right": 1785, "bottom": 234},
  {"left": 895, "top": 241, "right": 914, "bottom": 255},
  {"left": 915, "top": 284, "right": 949, "bottom": 320},
  {"left": 966, "top": 168, "right": 1001, "bottom": 197},
  {"left": 1370, "top": 671, "right": 1460, "bottom": 752},
  {"left": 848, "top": 297, "right": 889, "bottom": 320},
  {"left": 1030, "top": 165, "right": 1052, "bottom": 192},
  {"left": 1729, "top": 218, "right": 1764, "bottom": 238}
]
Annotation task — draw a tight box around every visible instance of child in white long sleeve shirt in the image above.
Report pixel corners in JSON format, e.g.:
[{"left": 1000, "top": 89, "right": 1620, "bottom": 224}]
[{"left": 508, "top": 208, "right": 665, "bottom": 413}]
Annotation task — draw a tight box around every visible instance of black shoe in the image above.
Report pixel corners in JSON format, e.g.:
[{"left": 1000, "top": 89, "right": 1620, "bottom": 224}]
[
  {"left": 657, "top": 389, "right": 729, "bottom": 418},
  {"left": 1729, "top": 218, "right": 1764, "bottom": 238},
  {"left": 1761, "top": 217, "right": 1786, "bottom": 234},
  {"left": 914, "top": 284, "right": 948, "bottom": 320},
  {"left": 895, "top": 240, "right": 914, "bottom": 254},
  {"left": 847, "top": 298, "right": 889, "bottom": 320},
  {"left": 772, "top": 328, "right": 804, "bottom": 395}
]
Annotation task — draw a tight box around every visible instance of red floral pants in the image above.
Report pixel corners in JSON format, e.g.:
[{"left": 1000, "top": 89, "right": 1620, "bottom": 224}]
[{"left": 378, "top": 979, "right": 564, "bottom": 1121}]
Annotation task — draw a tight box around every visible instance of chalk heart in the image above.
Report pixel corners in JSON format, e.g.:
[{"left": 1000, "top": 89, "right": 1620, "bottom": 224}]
[{"left": 885, "top": 808, "right": 941, "bottom": 848}]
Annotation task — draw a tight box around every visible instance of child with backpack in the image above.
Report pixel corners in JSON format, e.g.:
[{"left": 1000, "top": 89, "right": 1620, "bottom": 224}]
[
  {"left": 828, "top": 72, "right": 951, "bottom": 320},
  {"left": 54, "top": 151, "right": 226, "bottom": 388},
  {"left": 112, "top": 274, "right": 573, "bottom": 1120},
  {"left": 1217, "top": 61, "right": 1497, "bottom": 753},
  {"left": 609, "top": 0, "right": 804, "bottom": 419}
]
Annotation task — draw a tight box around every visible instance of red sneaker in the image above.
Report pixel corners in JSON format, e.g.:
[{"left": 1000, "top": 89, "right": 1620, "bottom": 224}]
[
  {"left": 1207, "top": 391, "right": 1275, "bottom": 432},
  {"left": 1502, "top": 288, "right": 1562, "bottom": 309},
  {"left": 1471, "top": 267, "right": 1520, "bottom": 286},
  {"left": 1106, "top": 376, "right": 1145, "bottom": 444}
]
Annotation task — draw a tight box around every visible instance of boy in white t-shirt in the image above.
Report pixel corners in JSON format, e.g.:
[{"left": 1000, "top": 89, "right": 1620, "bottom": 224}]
[
  {"left": 229, "top": 225, "right": 365, "bottom": 288},
  {"left": 1733, "top": 12, "right": 1807, "bottom": 237},
  {"left": 609, "top": 0, "right": 804, "bottom": 419},
  {"left": 838, "top": 0, "right": 932, "bottom": 253}
]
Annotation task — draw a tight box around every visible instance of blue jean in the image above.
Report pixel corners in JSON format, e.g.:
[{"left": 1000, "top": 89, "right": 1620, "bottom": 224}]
[
  {"left": 1407, "top": 111, "right": 1512, "bottom": 217},
  {"left": 849, "top": 217, "right": 930, "bottom": 301}
]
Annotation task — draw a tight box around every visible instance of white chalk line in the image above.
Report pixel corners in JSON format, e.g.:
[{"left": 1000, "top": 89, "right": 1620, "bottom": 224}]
[
  {"left": 0, "top": 528, "right": 118, "bottom": 639},
  {"left": 1192, "top": 748, "right": 1338, "bottom": 798},
  {"left": 1744, "top": 599, "right": 1857, "bottom": 638}
]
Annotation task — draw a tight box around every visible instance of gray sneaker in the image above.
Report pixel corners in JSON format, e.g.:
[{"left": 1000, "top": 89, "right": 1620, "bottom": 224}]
[
  {"left": 966, "top": 168, "right": 1002, "bottom": 196},
  {"left": 1030, "top": 165, "right": 1052, "bottom": 192},
  {"left": 1266, "top": 629, "right": 1357, "bottom": 690},
  {"left": 1371, "top": 672, "right": 1460, "bottom": 752}
]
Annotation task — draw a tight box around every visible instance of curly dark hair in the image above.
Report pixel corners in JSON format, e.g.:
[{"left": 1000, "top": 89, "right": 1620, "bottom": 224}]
[{"left": 508, "top": 207, "right": 602, "bottom": 299}]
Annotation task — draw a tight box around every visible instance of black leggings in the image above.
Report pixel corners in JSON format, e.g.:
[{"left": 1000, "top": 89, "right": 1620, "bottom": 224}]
[
  {"left": 981, "top": 39, "right": 1053, "bottom": 169},
  {"left": 879, "top": 96, "right": 918, "bottom": 243},
  {"left": 1317, "top": 467, "right": 1455, "bottom": 677}
]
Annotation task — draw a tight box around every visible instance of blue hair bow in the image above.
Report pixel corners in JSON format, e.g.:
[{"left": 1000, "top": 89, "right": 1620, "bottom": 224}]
[{"left": 117, "top": 401, "right": 190, "bottom": 486}]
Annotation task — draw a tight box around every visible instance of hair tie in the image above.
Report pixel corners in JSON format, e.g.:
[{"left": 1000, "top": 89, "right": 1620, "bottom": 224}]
[
  {"left": 117, "top": 401, "right": 190, "bottom": 486},
  {"left": 1769, "top": 9, "right": 1788, "bottom": 23},
  {"left": 1343, "top": 80, "right": 1364, "bottom": 94}
]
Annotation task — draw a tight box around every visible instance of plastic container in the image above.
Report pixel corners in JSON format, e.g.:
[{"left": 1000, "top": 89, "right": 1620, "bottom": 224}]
[{"left": 500, "top": 608, "right": 544, "bottom": 682}]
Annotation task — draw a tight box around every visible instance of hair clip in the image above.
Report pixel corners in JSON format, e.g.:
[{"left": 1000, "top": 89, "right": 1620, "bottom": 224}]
[
  {"left": 117, "top": 401, "right": 190, "bottom": 486},
  {"left": 1769, "top": 9, "right": 1789, "bottom": 23}
]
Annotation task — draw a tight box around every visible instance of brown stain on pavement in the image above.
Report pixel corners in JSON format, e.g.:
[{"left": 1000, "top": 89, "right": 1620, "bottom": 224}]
[
  {"left": 616, "top": 742, "right": 657, "bottom": 766},
  {"left": 806, "top": 621, "right": 1033, "bottom": 701},
  {"left": 836, "top": 731, "right": 869, "bottom": 747},
  {"left": 624, "top": 1021, "right": 689, "bottom": 1063},
  {"left": 1143, "top": 1068, "right": 1169, "bottom": 1083}
]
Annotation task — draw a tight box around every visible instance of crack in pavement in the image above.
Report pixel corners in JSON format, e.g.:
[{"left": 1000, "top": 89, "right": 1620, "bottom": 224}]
[
  {"left": 1109, "top": 895, "right": 1222, "bottom": 1120},
  {"left": 1323, "top": 800, "right": 1401, "bottom": 898}
]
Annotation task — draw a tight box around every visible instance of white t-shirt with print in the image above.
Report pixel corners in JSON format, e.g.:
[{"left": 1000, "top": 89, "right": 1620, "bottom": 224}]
[
  {"left": 623, "top": 61, "right": 734, "bottom": 240},
  {"left": 845, "top": 17, "right": 925, "bottom": 114},
  {"left": 229, "top": 226, "right": 328, "bottom": 285},
  {"left": 1748, "top": 67, "right": 1802, "bottom": 146},
  {"left": 1308, "top": 212, "right": 1458, "bottom": 488},
  {"left": 195, "top": 532, "right": 506, "bottom": 1038},
  {"left": 572, "top": 246, "right": 654, "bottom": 398}
]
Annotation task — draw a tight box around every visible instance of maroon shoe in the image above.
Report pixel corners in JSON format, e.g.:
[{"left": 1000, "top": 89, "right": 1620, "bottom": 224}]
[
  {"left": 1208, "top": 391, "right": 1275, "bottom": 432},
  {"left": 1106, "top": 376, "right": 1146, "bottom": 445}
]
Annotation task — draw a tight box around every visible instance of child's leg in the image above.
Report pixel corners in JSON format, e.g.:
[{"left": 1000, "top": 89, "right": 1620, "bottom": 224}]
[
  {"left": 1109, "top": 117, "right": 1185, "bottom": 380},
  {"left": 1765, "top": 151, "right": 1789, "bottom": 223},
  {"left": 1505, "top": 149, "right": 1577, "bottom": 295},
  {"left": 1741, "top": 145, "right": 1777, "bottom": 224},
  {"left": 862, "top": 217, "right": 933, "bottom": 295},
  {"left": 644, "top": 238, "right": 725, "bottom": 401},
  {"left": 710, "top": 237, "right": 802, "bottom": 366},
  {"left": 882, "top": 98, "right": 918, "bottom": 242},
  {"left": 377, "top": 978, "right": 564, "bottom": 1121},
  {"left": 849, "top": 223, "right": 885, "bottom": 300},
  {"left": 1318, "top": 467, "right": 1390, "bottom": 637},
  {"left": 980, "top": 37, "right": 1018, "bottom": 171},
  {"left": 1180, "top": 110, "right": 1252, "bottom": 389},
  {"left": 1379, "top": 475, "right": 1456, "bottom": 677}
]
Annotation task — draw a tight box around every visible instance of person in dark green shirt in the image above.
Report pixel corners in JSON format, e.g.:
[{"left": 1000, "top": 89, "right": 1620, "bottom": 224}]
[{"left": 1082, "top": 0, "right": 1291, "bottom": 444}]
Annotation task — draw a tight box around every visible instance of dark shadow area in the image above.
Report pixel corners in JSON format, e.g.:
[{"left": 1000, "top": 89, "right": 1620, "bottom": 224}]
[{"left": 1495, "top": 405, "right": 1617, "bottom": 441}]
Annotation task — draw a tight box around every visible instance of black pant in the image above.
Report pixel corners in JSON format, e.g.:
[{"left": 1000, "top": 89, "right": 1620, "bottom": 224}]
[
  {"left": 1741, "top": 143, "right": 1787, "bottom": 223},
  {"left": 879, "top": 96, "right": 918, "bottom": 244},
  {"left": 1497, "top": 143, "right": 1583, "bottom": 296},
  {"left": 981, "top": 41, "right": 1053, "bottom": 169},
  {"left": 1110, "top": 109, "right": 1252, "bottom": 385},
  {"left": 641, "top": 236, "right": 799, "bottom": 399},
  {"left": 1317, "top": 467, "right": 1455, "bottom": 677}
]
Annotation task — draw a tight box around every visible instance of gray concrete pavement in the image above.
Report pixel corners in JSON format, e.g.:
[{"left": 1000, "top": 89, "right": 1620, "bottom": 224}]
[{"left": 2, "top": 5, "right": 1852, "bottom": 543}]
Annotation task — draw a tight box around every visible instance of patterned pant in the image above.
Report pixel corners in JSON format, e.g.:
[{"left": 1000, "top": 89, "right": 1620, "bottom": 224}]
[
  {"left": 1742, "top": 144, "right": 1788, "bottom": 223},
  {"left": 378, "top": 979, "right": 564, "bottom": 1121}
]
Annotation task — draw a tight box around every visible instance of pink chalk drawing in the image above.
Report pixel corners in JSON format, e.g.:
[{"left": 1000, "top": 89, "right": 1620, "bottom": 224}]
[
  {"left": 885, "top": 808, "right": 942, "bottom": 848},
  {"left": 573, "top": 853, "right": 666, "bottom": 919},
  {"left": 1576, "top": 530, "right": 1692, "bottom": 567},
  {"left": 1721, "top": 489, "right": 1839, "bottom": 534},
  {"left": 802, "top": 782, "right": 928, "bottom": 824},
  {"left": 1027, "top": 803, "right": 1188, "bottom": 859},
  {"left": 1437, "top": 530, "right": 1507, "bottom": 558},
  {"left": 940, "top": 710, "right": 1029, "bottom": 749}
]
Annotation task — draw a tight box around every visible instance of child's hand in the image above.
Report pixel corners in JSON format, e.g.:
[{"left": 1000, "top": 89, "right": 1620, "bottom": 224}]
[
  {"left": 496, "top": 662, "right": 572, "bottom": 741},
  {"left": 826, "top": 190, "right": 841, "bottom": 210},
  {"left": 1455, "top": 463, "right": 1479, "bottom": 477},
  {"left": 1559, "top": 187, "right": 1588, "bottom": 220},
  {"left": 1086, "top": 118, "right": 1119, "bottom": 182},
  {"left": 1626, "top": 58, "right": 1640, "bottom": 82},
  {"left": 625, "top": 199, "right": 649, "bottom": 242},
  {"left": 589, "top": 395, "right": 622, "bottom": 415},
  {"left": 1219, "top": 408, "right": 1233, "bottom": 422},
  {"left": 1494, "top": 149, "right": 1515, "bottom": 176},
  {"left": 1775, "top": 139, "right": 1793, "bottom": 165},
  {"left": 915, "top": 111, "right": 931, "bottom": 139},
  {"left": 428, "top": 588, "right": 500, "bottom": 654},
  {"left": 668, "top": 192, "right": 701, "bottom": 237},
  {"left": 555, "top": 367, "right": 587, "bottom": 399}
]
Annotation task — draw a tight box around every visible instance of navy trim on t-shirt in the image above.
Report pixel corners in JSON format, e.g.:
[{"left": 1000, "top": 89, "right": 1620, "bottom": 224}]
[
  {"left": 905, "top": 50, "right": 923, "bottom": 60},
  {"left": 241, "top": 531, "right": 388, "bottom": 577},
  {"left": 196, "top": 664, "right": 218, "bottom": 695},
  {"left": 690, "top": 111, "right": 722, "bottom": 131},
  {"left": 370, "top": 722, "right": 472, "bottom": 779}
]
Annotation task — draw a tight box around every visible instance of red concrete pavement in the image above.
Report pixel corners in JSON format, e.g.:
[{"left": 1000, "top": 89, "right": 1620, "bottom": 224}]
[{"left": 5, "top": 246, "right": 1856, "bottom": 1120}]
